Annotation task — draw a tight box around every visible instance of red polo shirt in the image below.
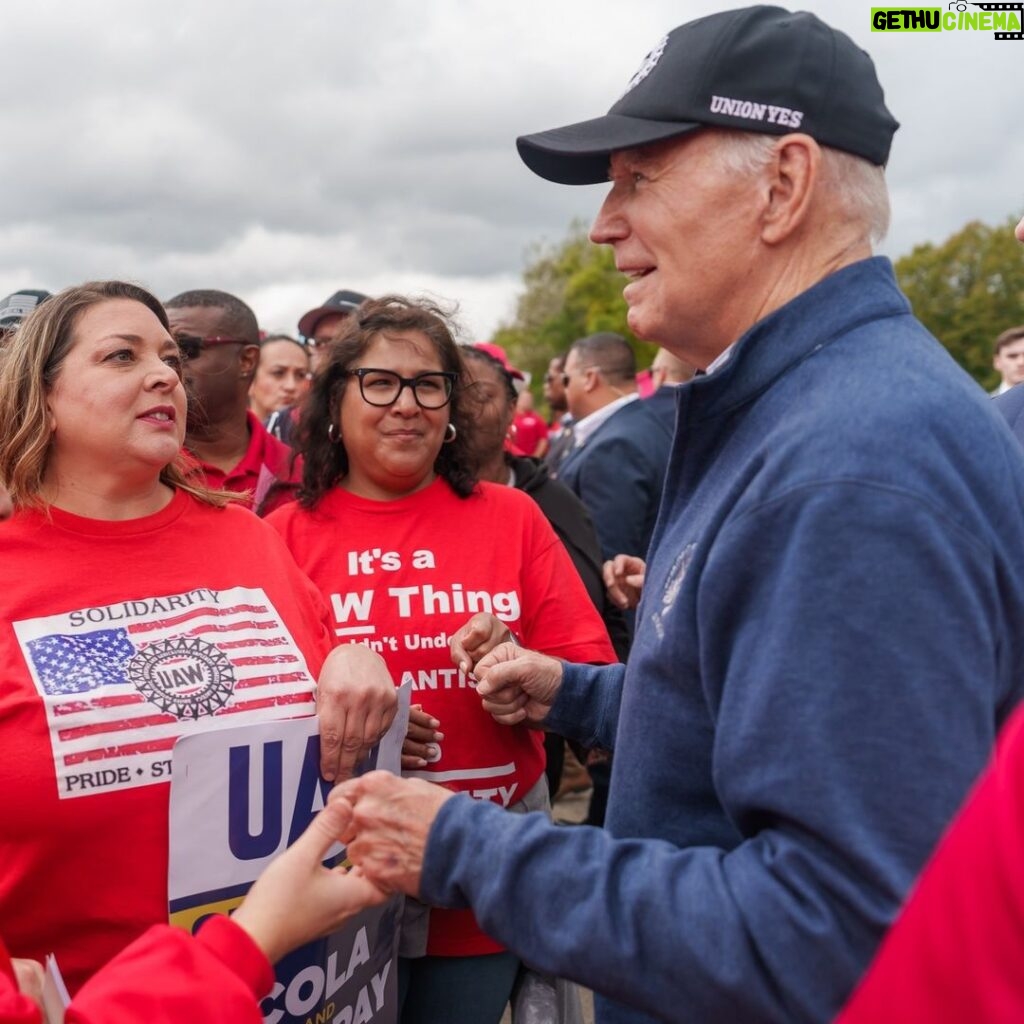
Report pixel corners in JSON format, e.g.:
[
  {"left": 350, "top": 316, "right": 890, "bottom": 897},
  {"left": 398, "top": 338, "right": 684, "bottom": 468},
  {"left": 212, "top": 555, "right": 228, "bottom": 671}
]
[{"left": 191, "top": 413, "right": 301, "bottom": 516}]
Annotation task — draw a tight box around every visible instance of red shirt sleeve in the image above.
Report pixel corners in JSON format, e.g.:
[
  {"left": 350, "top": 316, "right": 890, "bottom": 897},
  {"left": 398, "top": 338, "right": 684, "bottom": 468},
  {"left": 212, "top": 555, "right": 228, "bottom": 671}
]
[
  {"left": 836, "top": 706, "right": 1024, "bottom": 1023},
  {"left": 67, "top": 918, "right": 271, "bottom": 1024}
]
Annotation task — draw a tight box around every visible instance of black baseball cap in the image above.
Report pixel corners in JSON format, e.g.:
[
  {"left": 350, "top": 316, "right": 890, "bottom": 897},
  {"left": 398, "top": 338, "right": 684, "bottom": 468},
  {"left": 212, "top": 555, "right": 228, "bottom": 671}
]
[
  {"left": 517, "top": 5, "right": 899, "bottom": 185},
  {"left": 298, "top": 289, "right": 369, "bottom": 340},
  {"left": 0, "top": 289, "right": 51, "bottom": 332}
]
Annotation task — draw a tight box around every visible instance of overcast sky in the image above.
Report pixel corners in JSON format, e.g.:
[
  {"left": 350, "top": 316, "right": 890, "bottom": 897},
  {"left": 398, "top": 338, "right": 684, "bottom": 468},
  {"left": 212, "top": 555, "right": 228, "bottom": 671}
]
[{"left": 1, "top": 0, "right": 1021, "bottom": 340}]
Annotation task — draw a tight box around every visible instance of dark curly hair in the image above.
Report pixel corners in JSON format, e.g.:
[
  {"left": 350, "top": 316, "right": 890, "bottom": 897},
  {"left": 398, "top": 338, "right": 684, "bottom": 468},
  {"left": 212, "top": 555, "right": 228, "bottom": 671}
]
[{"left": 295, "top": 295, "right": 480, "bottom": 508}]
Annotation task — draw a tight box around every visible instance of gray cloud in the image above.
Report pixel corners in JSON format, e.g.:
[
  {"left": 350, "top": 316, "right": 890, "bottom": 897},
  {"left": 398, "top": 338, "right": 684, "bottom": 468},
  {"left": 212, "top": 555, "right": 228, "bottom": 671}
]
[{"left": 0, "top": 0, "right": 1020, "bottom": 339}]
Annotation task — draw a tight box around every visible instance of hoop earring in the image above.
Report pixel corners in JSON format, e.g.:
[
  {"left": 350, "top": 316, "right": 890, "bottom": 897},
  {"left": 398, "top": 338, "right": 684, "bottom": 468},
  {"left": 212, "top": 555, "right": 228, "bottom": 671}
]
[
  {"left": 443, "top": 423, "right": 457, "bottom": 444},
  {"left": 328, "top": 423, "right": 341, "bottom": 444}
]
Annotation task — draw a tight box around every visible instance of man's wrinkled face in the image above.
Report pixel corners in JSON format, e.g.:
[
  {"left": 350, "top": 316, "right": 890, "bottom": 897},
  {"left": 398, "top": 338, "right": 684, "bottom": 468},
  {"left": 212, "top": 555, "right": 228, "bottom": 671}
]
[{"left": 589, "top": 131, "right": 763, "bottom": 361}]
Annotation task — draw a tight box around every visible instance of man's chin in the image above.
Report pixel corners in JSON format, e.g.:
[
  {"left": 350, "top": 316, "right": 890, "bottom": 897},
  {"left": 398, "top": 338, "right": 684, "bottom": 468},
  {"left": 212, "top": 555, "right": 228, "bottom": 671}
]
[{"left": 625, "top": 306, "right": 663, "bottom": 345}]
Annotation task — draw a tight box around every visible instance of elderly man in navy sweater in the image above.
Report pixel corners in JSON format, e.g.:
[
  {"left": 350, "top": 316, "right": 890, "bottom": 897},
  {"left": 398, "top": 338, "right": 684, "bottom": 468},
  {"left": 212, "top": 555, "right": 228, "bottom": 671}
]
[{"left": 334, "top": 8, "right": 1024, "bottom": 1023}]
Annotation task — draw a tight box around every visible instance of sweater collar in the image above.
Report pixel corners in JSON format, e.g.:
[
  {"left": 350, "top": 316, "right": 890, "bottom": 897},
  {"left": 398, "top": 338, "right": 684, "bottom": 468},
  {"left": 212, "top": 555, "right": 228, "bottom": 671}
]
[{"left": 688, "top": 257, "right": 910, "bottom": 422}]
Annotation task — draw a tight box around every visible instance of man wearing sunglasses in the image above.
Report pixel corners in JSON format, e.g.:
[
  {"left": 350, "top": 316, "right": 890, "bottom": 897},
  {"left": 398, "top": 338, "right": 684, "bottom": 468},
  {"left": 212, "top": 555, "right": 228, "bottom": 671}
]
[{"left": 166, "top": 289, "right": 300, "bottom": 516}]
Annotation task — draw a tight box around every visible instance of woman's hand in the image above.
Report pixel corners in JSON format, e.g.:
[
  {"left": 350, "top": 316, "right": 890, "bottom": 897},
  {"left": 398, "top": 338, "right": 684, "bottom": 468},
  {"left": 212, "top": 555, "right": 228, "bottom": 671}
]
[
  {"left": 450, "top": 613, "right": 516, "bottom": 674},
  {"left": 316, "top": 645, "right": 398, "bottom": 782},
  {"left": 231, "top": 800, "right": 388, "bottom": 964},
  {"left": 402, "top": 705, "right": 444, "bottom": 770},
  {"left": 10, "top": 958, "right": 45, "bottom": 1012}
]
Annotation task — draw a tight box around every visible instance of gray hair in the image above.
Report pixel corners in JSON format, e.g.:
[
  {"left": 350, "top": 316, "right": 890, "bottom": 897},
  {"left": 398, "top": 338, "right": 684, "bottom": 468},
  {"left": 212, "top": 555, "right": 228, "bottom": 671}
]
[{"left": 709, "top": 130, "right": 890, "bottom": 245}]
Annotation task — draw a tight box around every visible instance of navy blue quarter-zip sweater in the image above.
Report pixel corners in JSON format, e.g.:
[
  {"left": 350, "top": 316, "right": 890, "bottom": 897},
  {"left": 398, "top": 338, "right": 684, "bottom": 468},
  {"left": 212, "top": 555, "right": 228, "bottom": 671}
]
[{"left": 421, "top": 258, "right": 1024, "bottom": 1024}]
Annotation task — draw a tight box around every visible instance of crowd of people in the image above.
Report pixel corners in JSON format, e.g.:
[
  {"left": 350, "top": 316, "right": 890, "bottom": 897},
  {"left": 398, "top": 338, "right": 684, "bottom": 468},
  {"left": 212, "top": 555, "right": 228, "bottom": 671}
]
[{"left": 2, "top": 5, "right": 1024, "bottom": 1024}]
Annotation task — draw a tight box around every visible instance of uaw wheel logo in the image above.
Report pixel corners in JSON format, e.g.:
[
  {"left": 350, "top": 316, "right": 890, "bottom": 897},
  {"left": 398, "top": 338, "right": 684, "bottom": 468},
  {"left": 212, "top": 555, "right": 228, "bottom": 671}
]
[{"left": 129, "top": 637, "right": 235, "bottom": 720}]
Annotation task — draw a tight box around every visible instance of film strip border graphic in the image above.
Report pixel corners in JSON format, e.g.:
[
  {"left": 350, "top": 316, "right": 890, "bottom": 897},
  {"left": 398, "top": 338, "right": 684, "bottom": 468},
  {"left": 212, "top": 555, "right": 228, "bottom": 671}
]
[{"left": 972, "top": 2, "right": 1024, "bottom": 38}]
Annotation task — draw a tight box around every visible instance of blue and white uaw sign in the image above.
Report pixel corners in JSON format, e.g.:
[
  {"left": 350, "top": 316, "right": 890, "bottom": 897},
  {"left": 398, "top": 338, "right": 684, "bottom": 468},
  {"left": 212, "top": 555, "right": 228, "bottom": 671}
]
[{"left": 169, "top": 685, "right": 410, "bottom": 1024}]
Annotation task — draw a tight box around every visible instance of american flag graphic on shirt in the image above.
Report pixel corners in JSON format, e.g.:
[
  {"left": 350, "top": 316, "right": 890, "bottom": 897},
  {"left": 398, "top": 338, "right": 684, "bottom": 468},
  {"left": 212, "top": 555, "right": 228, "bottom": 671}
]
[{"left": 13, "top": 586, "right": 316, "bottom": 800}]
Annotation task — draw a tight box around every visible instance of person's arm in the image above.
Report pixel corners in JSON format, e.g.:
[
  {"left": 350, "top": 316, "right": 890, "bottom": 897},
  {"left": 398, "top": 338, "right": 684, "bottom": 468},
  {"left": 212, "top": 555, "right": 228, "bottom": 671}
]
[
  {"left": 65, "top": 921, "right": 269, "bottom": 1024},
  {"left": 412, "top": 483, "right": 1013, "bottom": 1022},
  {"left": 65, "top": 801, "right": 386, "bottom": 1024}
]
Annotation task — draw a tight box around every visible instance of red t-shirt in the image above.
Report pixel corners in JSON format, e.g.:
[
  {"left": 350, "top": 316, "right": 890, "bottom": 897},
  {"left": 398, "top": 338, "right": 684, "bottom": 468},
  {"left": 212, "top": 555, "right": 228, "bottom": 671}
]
[
  {"left": 0, "top": 491, "right": 331, "bottom": 993},
  {"left": 191, "top": 412, "right": 301, "bottom": 516},
  {"left": 268, "top": 477, "right": 615, "bottom": 954},
  {"left": 837, "top": 706, "right": 1024, "bottom": 1023}
]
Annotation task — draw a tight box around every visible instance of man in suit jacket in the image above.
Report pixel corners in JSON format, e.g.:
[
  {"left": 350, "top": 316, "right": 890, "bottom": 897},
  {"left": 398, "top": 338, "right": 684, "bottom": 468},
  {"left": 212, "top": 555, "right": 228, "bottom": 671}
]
[{"left": 559, "top": 332, "right": 673, "bottom": 569}]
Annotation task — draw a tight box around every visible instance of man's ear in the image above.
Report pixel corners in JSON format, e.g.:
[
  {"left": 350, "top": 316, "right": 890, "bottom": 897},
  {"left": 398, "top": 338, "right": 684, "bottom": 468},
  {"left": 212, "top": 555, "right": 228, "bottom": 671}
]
[
  {"left": 760, "top": 134, "right": 820, "bottom": 246},
  {"left": 239, "top": 344, "right": 261, "bottom": 379}
]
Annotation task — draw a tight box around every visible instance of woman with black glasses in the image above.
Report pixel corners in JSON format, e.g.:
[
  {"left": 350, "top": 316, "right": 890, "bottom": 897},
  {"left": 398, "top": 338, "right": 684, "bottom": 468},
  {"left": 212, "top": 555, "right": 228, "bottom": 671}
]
[{"left": 268, "top": 296, "right": 614, "bottom": 1024}]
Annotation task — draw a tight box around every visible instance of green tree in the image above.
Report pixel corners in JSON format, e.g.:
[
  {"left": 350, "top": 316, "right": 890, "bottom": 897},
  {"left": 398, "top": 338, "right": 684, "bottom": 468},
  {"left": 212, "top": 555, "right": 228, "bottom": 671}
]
[
  {"left": 894, "top": 215, "right": 1024, "bottom": 389},
  {"left": 491, "top": 221, "right": 657, "bottom": 395}
]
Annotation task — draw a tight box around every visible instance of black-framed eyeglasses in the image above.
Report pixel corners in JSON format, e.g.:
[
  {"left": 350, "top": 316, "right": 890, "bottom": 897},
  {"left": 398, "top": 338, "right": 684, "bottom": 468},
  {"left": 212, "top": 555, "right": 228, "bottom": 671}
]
[
  {"left": 174, "top": 334, "right": 251, "bottom": 361},
  {"left": 347, "top": 368, "right": 458, "bottom": 409}
]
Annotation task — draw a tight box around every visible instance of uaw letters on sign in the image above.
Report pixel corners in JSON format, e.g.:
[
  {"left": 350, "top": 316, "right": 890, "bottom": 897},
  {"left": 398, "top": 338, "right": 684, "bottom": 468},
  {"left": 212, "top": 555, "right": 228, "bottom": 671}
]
[
  {"left": 169, "top": 690, "right": 409, "bottom": 1024},
  {"left": 13, "top": 587, "right": 317, "bottom": 800}
]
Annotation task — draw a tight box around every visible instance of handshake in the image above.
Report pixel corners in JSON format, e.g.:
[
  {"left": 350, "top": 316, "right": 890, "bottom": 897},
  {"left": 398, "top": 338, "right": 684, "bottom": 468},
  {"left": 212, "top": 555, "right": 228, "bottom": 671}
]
[{"left": 243, "top": 633, "right": 565, "bottom": 963}]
